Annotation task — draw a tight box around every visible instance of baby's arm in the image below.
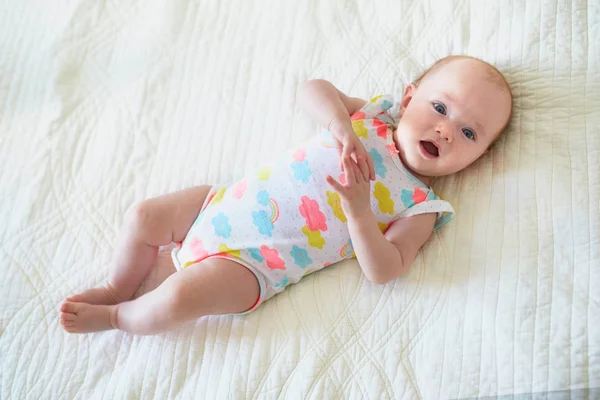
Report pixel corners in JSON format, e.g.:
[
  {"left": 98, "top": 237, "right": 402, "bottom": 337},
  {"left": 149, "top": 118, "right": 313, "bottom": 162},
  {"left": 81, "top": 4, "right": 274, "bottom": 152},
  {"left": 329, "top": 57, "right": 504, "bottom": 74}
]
[
  {"left": 347, "top": 211, "right": 435, "bottom": 284},
  {"left": 298, "top": 80, "right": 375, "bottom": 180},
  {"left": 297, "top": 79, "right": 366, "bottom": 130},
  {"left": 327, "top": 156, "right": 436, "bottom": 284}
]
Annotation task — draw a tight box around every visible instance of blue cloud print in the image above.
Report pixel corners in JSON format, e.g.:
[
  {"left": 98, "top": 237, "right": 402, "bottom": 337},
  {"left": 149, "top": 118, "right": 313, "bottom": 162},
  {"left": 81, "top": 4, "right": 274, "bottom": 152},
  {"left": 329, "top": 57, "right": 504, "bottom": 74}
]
[
  {"left": 247, "top": 247, "right": 265, "bottom": 262},
  {"left": 211, "top": 212, "right": 232, "bottom": 238},
  {"left": 291, "top": 160, "right": 312, "bottom": 183},
  {"left": 192, "top": 211, "right": 205, "bottom": 227},
  {"left": 369, "top": 148, "right": 387, "bottom": 178},
  {"left": 252, "top": 210, "right": 274, "bottom": 237},
  {"left": 257, "top": 190, "right": 270, "bottom": 206},
  {"left": 290, "top": 245, "right": 312, "bottom": 268}
]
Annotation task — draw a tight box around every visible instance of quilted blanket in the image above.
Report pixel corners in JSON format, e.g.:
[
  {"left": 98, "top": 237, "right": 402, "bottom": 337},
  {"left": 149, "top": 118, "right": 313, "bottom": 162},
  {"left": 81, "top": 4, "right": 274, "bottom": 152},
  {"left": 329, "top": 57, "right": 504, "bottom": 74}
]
[{"left": 1, "top": 0, "right": 598, "bottom": 398}]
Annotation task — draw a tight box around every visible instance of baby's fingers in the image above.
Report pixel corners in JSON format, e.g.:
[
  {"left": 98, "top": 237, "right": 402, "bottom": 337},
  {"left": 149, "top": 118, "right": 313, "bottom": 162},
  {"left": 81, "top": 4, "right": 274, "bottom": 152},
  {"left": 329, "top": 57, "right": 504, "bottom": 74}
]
[
  {"left": 367, "top": 154, "right": 375, "bottom": 180},
  {"left": 351, "top": 158, "right": 365, "bottom": 183},
  {"left": 355, "top": 153, "right": 370, "bottom": 182},
  {"left": 326, "top": 175, "right": 345, "bottom": 194},
  {"left": 333, "top": 141, "right": 343, "bottom": 170},
  {"left": 342, "top": 143, "right": 353, "bottom": 161},
  {"left": 356, "top": 148, "right": 375, "bottom": 181},
  {"left": 343, "top": 157, "right": 356, "bottom": 184}
]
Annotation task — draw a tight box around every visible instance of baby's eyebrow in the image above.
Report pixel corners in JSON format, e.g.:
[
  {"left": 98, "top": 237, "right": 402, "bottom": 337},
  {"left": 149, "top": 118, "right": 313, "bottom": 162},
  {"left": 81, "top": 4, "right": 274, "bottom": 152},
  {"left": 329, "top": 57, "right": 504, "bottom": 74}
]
[
  {"left": 441, "top": 92, "right": 485, "bottom": 134},
  {"left": 473, "top": 120, "right": 485, "bottom": 134}
]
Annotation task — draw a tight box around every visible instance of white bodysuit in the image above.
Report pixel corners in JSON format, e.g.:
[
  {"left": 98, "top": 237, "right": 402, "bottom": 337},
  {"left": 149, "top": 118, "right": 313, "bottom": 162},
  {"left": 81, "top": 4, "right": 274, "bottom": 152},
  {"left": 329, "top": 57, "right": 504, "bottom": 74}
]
[{"left": 172, "top": 95, "right": 455, "bottom": 313}]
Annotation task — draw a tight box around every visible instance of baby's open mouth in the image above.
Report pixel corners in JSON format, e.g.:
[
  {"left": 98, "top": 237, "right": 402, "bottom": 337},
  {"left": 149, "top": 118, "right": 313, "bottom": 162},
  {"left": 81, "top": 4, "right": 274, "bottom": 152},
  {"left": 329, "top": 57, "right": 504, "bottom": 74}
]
[{"left": 420, "top": 140, "right": 439, "bottom": 157}]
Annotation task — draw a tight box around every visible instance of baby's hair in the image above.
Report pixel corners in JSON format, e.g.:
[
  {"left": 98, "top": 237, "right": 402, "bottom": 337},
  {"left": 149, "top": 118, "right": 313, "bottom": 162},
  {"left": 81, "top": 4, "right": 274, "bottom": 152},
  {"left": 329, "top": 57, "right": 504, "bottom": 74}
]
[{"left": 413, "top": 55, "right": 513, "bottom": 138}]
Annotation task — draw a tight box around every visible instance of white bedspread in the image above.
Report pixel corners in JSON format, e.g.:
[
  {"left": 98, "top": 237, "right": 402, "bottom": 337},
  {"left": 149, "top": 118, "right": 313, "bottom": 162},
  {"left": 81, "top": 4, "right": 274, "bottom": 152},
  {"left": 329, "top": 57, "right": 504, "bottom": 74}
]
[{"left": 1, "top": 0, "right": 598, "bottom": 398}]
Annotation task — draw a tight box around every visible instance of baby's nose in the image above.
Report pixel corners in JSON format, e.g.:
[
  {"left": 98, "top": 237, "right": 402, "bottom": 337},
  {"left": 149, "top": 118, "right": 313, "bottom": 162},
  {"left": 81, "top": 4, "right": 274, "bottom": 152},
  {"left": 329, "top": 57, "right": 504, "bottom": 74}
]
[{"left": 437, "top": 125, "right": 453, "bottom": 142}]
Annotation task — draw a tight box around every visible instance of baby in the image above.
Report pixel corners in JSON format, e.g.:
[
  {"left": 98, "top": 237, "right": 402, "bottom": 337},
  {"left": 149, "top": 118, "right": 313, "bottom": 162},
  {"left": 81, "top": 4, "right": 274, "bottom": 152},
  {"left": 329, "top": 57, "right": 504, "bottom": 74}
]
[{"left": 60, "top": 55, "right": 512, "bottom": 335}]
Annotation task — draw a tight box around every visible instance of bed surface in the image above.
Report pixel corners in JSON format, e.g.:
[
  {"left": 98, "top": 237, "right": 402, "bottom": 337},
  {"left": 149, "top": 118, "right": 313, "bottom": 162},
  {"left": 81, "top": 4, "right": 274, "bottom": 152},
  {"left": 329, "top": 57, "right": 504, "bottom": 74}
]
[{"left": 1, "top": 0, "right": 598, "bottom": 398}]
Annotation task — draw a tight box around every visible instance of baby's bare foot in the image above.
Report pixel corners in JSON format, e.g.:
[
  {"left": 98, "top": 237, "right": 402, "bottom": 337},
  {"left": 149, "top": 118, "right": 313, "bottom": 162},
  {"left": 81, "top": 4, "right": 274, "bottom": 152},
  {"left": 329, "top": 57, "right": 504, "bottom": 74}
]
[
  {"left": 66, "top": 284, "right": 125, "bottom": 305},
  {"left": 60, "top": 301, "right": 118, "bottom": 334}
]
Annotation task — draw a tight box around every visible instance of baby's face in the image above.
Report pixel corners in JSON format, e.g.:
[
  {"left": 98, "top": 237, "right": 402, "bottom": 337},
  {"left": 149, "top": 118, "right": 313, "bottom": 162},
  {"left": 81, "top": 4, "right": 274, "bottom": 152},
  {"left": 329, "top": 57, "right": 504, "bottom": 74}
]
[{"left": 395, "top": 59, "right": 511, "bottom": 181}]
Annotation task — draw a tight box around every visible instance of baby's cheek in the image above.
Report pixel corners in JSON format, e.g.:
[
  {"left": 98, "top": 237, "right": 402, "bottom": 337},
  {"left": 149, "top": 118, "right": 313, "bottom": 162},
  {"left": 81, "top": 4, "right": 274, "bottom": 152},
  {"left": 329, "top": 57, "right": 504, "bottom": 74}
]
[{"left": 406, "top": 115, "right": 425, "bottom": 131}]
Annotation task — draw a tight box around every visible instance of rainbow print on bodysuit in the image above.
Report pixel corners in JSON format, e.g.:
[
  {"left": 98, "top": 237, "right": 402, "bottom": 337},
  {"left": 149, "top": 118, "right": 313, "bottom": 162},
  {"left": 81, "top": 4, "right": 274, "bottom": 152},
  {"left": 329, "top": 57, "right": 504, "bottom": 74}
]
[
  {"left": 258, "top": 189, "right": 280, "bottom": 222},
  {"left": 253, "top": 190, "right": 280, "bottom": 236},
  {"left": 321, "top": 130, "right": 336, "bottom": 148},
  {"left": 339, "top": 239, "right": 355, "bottom": 258},
  {"left": 268, "top": 198, "right": 279, "bottom": 223}
]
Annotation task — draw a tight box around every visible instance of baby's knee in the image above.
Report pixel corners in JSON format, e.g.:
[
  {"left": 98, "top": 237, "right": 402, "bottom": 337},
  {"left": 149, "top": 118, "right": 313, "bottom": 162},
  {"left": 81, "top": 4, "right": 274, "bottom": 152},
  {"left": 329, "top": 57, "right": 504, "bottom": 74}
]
[
  {"left": 164, "top": 278, "right": 204, "bottom": 319},
  {"left": 125, "top": 200, "right": 157, "bottom": 232}
]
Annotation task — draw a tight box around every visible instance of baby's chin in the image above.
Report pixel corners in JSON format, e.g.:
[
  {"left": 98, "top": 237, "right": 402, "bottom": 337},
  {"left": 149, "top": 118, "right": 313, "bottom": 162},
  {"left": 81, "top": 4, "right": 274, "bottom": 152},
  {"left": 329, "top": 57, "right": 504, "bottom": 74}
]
[{"left": 397, "top": 150, "right": 437, "bottom": 184}]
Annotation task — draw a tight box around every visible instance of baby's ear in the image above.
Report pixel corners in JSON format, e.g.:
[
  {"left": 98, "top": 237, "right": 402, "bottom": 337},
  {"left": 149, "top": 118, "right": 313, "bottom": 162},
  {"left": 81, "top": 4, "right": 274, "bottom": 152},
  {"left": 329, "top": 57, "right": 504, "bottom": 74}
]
[{"left": 400, "top": 84, "right": 417, "bottom": 111}]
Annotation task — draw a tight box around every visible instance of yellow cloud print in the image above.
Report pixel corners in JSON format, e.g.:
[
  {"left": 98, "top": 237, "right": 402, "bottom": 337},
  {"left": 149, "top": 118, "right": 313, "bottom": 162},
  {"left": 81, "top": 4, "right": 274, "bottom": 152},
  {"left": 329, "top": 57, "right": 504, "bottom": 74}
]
[
  {"left": 351, "top": 120, "right": 368, "bottom": 138},
  {"left": 257, "top": 167, "right": 272, "bottom": 180},
  {"left": 211, "top": 188, "right": 227, "bottom": 205},
  {"left": 326, "top": 190, "right": 347, "bottom": 222},
  {"left": 218, "top": 244, "right": 240, "bottom": 258},
  {"left": 373, "top": 182, "right": 394, "bottom": 214},
  {"left": 302, "top": 225, "right": 326, "bottom": 249}
]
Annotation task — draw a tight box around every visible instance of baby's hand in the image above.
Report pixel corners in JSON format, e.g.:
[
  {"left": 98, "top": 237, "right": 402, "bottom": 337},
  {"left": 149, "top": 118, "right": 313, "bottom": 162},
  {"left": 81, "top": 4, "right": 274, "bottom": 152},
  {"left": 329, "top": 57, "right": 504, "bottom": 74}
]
[
  {"left": 326, "top": 156, "right": 372, "bottom": 219},
  {"left": 329, "top": 119, "right": 375, "bottom": 181}
]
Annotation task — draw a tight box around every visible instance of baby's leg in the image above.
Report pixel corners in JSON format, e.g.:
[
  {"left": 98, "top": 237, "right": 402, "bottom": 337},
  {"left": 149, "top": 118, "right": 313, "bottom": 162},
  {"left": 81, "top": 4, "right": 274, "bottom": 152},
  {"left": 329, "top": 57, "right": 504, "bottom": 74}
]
[
  {"left": 66, "top": 185, "right": 212, "bottom": 305},
  {"left": 60, "top": 258, "right": 260, "bottom": 334}
]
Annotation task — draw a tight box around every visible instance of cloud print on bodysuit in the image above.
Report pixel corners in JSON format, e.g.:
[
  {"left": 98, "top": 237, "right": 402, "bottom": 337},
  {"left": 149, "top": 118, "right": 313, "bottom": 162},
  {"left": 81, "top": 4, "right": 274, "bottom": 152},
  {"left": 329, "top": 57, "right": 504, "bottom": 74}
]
[
  {"left": 298, "top": 196, "right": 327, "bottom": 231},
  {"left": 301, "top": 226, "right": 325, "bottom": 249},
  {"left": 373, "top": 182, "right": 394, "bottom": 214},
  {"left": 252, "top": 210, "right": 274, "bottom": 237},
  {"left": 293, "top": 148, "right": 306, "bottom": 161},
  {"left": 211, "top": 212, "right": 232, "bottom": 238},
  {"left": 350, "top": 111, "right": 366, "bottom": 121},
  {"left": 190, "top": 237, "right": 208, "bottom": 259},
  {"left": 291, "top": 147, "right": 311, "bottom": 183},
  {"left": 400, "top": 188, "right": 427, "bottom": 208},
  {"left": 231, "top": 180, "right": 247, "bottom": 199},
  {"left": 260, "top": 245, "right": 286, "bottom": 270},
  {"left": 211, "top": 188, "right": 227, "bottom": 205},
  {"left": 218, "top": 243, "right": 240, "bottom": 258},
  {"left": 247, "top": 247, "right": 264, "bottom": 262},
  {"left": 369, "top": 148, "right": 387, "bottom": 179},
  {"left": 380, "top": 99, "right": 392, "bottom": 110},
  {"left": 257, "top": 190, "right": 270, "bottom": 206},
  {"left": 371, "top": 118, "right": 389, "bottom": 139},
  {"left": 291, "top": 160, "right": 312, "bottom": 183},
  {"left": 290, "top": 245, "right": 312, "bottom": 268},
  {"left": 326, "top": 190, "right": 347, "bottom": 222},
  {"left": 351, "top": 120, "right": 368, "bottom": 138}
]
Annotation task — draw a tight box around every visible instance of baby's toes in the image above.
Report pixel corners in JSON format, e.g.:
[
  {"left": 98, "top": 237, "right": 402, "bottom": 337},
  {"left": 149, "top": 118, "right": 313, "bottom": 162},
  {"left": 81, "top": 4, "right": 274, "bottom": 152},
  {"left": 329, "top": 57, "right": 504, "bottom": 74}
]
[
  {"left": 60, "top": 312, "right": 76, "bottom": 324},
  {"left": 59, "top": 303, "right": 82, "bottom": 333},
  {"left": 60, "top": 301, "right": 80, "bottom": 315},
  {"left": 60, "top": 319, "right": 75, "bottom": 328},
  {"left": 66, "top": 294, "right": 83, "bottom": 302}
]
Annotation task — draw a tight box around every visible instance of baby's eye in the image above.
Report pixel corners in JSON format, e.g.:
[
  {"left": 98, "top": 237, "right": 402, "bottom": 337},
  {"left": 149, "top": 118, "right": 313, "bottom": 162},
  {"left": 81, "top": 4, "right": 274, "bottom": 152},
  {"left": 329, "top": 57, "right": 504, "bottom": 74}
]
[
  {"left": 462, "top": 128, "right": 475, "bottom": 140},
  {"left": 433, "top": 103, "right": 446, "bottom": 115}
]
